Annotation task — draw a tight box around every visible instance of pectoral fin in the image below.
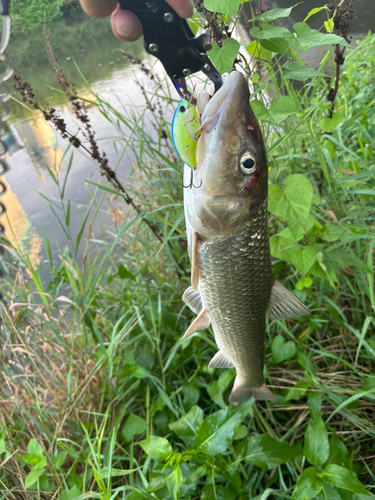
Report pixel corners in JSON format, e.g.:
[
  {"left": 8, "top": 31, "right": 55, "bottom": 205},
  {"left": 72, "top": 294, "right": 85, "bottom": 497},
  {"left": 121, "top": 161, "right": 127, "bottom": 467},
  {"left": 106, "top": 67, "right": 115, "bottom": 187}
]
[
  {"left": 191, "top": 231, "right": 199, "bottom": 291},
  {"left": 182, "top": 309, "right": 210, "bottom": 339},
  {"left": 182, "top": 286, "right": 202, "bottom": 315},
  {"left": 267, "top": 280, "right": 310, "bottom": 320},
  {"left": 208, "top": 350, "right": 234, "bottom": 369}
]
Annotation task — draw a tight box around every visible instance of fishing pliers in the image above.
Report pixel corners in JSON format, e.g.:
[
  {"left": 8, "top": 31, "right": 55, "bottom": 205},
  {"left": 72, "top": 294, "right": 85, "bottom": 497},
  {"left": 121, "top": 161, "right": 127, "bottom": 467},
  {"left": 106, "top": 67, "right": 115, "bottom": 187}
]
[{"left": 118, "top": 0, "right": 222, "bottom": 104}]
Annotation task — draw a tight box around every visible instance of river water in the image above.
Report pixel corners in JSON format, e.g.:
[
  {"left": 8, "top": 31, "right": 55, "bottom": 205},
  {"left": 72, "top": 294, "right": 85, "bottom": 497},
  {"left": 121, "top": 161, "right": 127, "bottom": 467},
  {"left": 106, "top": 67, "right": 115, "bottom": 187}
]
[{"left": 4, "top": 1, "right": 373, "bottom": 278}]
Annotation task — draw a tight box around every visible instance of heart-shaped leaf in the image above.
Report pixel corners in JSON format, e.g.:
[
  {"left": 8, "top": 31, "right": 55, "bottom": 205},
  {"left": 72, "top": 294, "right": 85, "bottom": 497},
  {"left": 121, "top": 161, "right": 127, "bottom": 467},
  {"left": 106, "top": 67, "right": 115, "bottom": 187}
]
[
  {"left": 208, "top": 38, "right": 240, "bottom": 74},
  {"left": 272, "top": 335, "right": 296, "bottom": 363}
]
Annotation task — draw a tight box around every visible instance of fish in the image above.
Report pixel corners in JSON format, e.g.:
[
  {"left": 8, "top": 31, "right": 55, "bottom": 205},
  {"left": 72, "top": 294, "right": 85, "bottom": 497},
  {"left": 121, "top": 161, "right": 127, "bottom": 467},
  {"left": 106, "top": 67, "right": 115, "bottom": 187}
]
[{"left": 182, "top": 71, "right": 310, "bottom": 405}]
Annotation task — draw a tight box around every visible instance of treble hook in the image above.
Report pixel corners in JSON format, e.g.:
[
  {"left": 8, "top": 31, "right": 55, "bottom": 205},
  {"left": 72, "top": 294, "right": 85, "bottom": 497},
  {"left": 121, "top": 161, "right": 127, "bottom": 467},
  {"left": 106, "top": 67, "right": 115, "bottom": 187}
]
[{"left": 182, "top": 168, "right": 202, "bottom": 189}]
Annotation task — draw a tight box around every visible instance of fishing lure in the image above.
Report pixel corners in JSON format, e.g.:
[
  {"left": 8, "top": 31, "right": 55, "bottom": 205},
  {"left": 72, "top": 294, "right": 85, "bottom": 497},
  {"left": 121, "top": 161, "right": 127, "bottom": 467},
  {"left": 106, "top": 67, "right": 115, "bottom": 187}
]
[{"left": 172, "top": 99, "right": 201, "bottom": 168}]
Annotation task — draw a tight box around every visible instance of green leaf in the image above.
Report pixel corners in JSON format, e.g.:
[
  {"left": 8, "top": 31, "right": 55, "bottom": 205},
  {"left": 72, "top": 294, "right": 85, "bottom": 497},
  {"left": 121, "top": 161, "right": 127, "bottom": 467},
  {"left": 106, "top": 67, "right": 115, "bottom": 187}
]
[
  {"left": 246, "top": 40, "right": 272, "bottom": 62},
  {"left": 324, "top": 19, "right": 335, "bottom": 33},
  {"left": 320, "top": 224, "right": 354, "bottom": 242},
  {"left": 270, "top": 235, "right": 297, "bottom": 262},
  {"left": 201, "top": 484, "right": 236, "bottom": 500},
  {"left": 283, "top": 62, "right": 321, "bottom": 81},
  {"left": 51, "top": 451, "right": 67, "bottom": 470},
  {"left": 0, "top": 438, "right": 6, "bottom": 454},
  {"left": 204, "top": 0, "right": 241, "bottom": 17},
  {"left": 269, "top": 174, "right": 313, "bottom": 228},
  {"left": 166, "top": 465, "right": 182, "bottom": 500},
  {"left": 234, "top": 425, "right": 248, "bottom": 440},
  {"left": 252, "top": 6, "right": 295, "bottom": 21},
  {"left": 296, "top": 277, "right": 313, "bottom": 290},
  {"left": 292, "top": 467, "right": 323, "bottom": 500},
  {"left": 283, "top": 23, "right": 352, "bottom": 52},
  {"left": 252, "top": 96, "right": 298, "bottom": 124},
  {"left": 118, "top": 265, "right": 136, "bottom": 280},
  {"left": 250, "top": 24, "right": 290, "bottom": 40},
  {"left": 208, "top": 38, "right": 240, "bottom": 74},
  {"left": 272, "top": 335, "right": 296, "bottom": 363},
  {"left": 251, "top": 99, "right": 272, "bottom": 122},
  {"left": 27, "top": 439, "right": 44, "bottom": 459},
  {"left": 285, "top": 381, "right": 310, "bottom": 401},
  {"left": 139, "top": 436, "right": 172, "bottom": 461},
  {"left": 310, "top": 254, "right": 338, "bottom": 286},
  {"left": 25, "top": 468, "right": 46, "bottom": 489},
  {"left": 182, "top": 383, "right": 200, "bottom": 407},
  {"left": 303, "top": 6, "right": 330, "bottom": 22},
  {"left": 269, "top": 96, "right": 299, "bottom": 123},
  {"left": 319, "top": 112, "right": 343, "bottom": 133},
  {"left": 279, "top": 221, "right": 304, "bottom": 242},
  {"left": 290, "top": 246, "right": 316, "bottom": 276},
  {"left": 59, "top": 485, "right": 82, "bottom": 500},
  {"left": 317, "top": 484, "right": 343, "bottom": 500},
  {"left": 244, "top": 433, "right": 301, "bottom": 470},
  {"left": 259, "top": 37, "right": 292, "bottom": 55},
  {"left": 308, "top": 392, "right": 322, "bottom": 420},
  {"left": 169, "top": 406, "right": 203, "bottom": 442},
  {"left": 207, "top": 370, "right": 234, "bottom": 408},
  {"left": 194, "top": 399, "right": 253, "bottom": 456},
  {"left": 122, "top": 413, "right": 147, "bottom": 442},
  {"left": 322, "top": 464, "right": 371, "bottom": 496},
  {"left": 304, "top": 417, "right": 329, "bottom": 466},
  {"left": 185, "top": 465, "right": 207, "bottom": 485},
  {"left": 329, "top": 431, "right": 349, "bottom": 466}
]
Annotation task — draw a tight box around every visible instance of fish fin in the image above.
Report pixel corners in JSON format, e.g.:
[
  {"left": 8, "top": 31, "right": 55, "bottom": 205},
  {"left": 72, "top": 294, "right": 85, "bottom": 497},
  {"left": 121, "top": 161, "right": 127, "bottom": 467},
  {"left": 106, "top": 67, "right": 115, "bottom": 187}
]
[
  {"left": 182, "top": 286, "right": 202, "bottom": 315},
  {"left": 229, "top": 378, "right": 276, "bottom": 405},
  {"left": 191, "top": 231, "right": 199, "bottom": 291},
  {"left": 267, "top": 280, "right": 310, "bottom": 320},
  {"left": 182, "top": 309, "right": 210, "bottom": 339},
  {"left": 208, "top": 350, "right": 234, "bottom": 369}
]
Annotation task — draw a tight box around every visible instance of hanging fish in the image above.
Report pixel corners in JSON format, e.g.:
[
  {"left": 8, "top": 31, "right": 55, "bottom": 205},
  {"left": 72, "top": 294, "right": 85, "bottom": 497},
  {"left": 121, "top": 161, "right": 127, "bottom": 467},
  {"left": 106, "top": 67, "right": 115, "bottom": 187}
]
[
  {"left": 182, "top": 71, "right": 310, "bottom": 405},
  {"left": 172, "top": 99, "right": 201, "bottom": 168}
]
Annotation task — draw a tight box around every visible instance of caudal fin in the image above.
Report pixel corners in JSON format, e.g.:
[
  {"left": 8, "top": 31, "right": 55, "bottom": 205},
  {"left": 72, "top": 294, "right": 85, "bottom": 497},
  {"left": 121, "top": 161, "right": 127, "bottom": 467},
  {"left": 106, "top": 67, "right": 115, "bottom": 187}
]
[{"left": 229, "top": 378, "right": 276, "bottom": 405}]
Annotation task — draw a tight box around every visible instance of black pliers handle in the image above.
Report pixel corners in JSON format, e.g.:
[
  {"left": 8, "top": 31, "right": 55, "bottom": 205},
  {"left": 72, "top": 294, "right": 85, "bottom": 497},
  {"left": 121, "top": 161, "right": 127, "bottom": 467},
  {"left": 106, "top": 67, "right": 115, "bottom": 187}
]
[{"left": 118, "top": 0, "right": 222, "bottom": 104}]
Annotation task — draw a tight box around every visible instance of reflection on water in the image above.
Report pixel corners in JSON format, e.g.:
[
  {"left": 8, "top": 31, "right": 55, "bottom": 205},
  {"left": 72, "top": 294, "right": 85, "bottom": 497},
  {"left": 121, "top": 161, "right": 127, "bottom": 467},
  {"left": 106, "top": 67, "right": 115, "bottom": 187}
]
[
  {"left": 5, "top": 17, "right": 153, "bottom": 279},
  {"left": 0, "top": 176, "right": 42, "bottom": 267}
]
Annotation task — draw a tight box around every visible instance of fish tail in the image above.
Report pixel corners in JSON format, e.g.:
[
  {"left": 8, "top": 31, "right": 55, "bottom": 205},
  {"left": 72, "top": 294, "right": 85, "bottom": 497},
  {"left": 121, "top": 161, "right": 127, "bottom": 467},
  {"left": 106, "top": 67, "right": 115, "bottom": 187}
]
[{"left": 229, "top": 377, "right": 276, "bottom": 405}]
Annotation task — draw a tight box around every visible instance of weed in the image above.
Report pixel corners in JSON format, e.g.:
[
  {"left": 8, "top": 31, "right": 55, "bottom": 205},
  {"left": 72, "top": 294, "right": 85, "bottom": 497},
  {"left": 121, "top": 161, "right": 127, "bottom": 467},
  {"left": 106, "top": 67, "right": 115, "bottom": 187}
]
[{"left": 1, "top": 1, "right": 375, "bottom": 499}]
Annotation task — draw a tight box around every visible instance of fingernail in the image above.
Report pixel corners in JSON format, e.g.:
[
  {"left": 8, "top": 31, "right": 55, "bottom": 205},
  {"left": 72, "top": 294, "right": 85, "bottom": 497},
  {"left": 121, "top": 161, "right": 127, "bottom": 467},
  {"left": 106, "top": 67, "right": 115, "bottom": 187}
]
[{"left": 114, "top": 24, "right": 134, "bottom": 38}]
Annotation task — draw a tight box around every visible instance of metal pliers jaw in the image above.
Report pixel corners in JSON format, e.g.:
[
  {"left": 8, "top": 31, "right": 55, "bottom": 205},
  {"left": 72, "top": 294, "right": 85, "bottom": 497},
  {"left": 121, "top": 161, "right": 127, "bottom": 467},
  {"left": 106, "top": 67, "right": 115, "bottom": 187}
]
[{"left": 118, "top": 0, "right": 222, "bottom": 104}]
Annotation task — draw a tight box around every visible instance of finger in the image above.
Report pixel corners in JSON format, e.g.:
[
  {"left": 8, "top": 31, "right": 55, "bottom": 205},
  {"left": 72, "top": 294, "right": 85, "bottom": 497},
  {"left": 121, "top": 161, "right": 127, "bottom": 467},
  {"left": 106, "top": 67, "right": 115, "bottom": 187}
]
[
  {"left": 79, "top": 0, "right": 117, "bottom": 18},
  {"left": 165, "top": 0, "right": 194, "bottom": 18},
  {"left": 111, "top": 7, "right": 143, "bottom": 41}
]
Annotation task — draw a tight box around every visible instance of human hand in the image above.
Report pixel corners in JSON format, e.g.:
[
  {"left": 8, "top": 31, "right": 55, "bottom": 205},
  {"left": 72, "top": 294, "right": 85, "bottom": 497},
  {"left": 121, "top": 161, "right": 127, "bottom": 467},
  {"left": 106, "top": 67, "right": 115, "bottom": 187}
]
[{"left": 79, "top": 0, "right": 194, "bottom": 42}]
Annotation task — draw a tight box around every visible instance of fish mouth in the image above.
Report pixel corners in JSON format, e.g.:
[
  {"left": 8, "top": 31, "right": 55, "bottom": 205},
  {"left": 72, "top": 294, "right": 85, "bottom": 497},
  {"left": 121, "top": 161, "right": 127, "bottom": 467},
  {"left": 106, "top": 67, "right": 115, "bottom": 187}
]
[{"left": 198, "top": 72, "right": 244, "bottom": 133}]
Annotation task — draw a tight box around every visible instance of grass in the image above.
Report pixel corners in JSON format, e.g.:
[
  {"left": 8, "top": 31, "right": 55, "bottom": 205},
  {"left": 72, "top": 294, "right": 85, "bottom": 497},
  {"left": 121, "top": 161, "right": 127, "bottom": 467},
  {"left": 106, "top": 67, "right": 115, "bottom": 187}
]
[{"left": 1, "top": 11, "right": 375, "bottom": 500}]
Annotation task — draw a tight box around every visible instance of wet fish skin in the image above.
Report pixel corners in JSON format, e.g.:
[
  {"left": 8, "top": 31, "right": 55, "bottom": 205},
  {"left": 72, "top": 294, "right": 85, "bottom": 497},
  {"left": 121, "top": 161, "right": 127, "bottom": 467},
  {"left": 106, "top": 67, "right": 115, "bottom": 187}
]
[{"left": 182, "top": 72, "right": 310, "bottom": 404}]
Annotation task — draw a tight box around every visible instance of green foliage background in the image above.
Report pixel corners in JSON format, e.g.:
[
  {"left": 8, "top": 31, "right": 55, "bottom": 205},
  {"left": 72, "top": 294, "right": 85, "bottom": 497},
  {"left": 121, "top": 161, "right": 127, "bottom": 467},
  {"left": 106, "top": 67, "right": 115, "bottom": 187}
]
[
  {"left": 2, "top": 0, "right": 375, "bottom": 499},
  {"left": 11, "top": 0, "right": 81, "bottom": 33}
]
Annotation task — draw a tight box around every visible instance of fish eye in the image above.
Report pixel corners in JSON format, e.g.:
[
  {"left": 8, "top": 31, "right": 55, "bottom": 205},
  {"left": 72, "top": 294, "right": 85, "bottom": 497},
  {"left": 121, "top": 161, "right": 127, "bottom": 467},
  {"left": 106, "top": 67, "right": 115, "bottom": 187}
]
[
  {"left": 179, "top": 105, "right": 186, "bottom": 113},
  {"left": 240, "top": 153, "right": 257, "bottom": 175}
]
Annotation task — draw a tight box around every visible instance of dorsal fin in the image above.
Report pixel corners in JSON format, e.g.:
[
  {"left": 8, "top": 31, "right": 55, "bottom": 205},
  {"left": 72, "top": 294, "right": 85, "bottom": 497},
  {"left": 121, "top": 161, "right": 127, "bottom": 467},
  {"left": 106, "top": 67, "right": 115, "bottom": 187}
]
[
  {"left": 182, "top": 286, "right": 202, "bottom": 315},
  {"left": 267, "top": 280, "right": 310, "bottom": 320}
]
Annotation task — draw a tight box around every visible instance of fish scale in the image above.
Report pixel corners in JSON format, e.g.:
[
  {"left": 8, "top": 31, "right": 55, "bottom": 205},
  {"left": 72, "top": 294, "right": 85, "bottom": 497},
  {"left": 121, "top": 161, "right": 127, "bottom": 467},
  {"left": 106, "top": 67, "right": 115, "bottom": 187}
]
[{"left": 198, "top": 199, "right": 274, "bottom": 387}]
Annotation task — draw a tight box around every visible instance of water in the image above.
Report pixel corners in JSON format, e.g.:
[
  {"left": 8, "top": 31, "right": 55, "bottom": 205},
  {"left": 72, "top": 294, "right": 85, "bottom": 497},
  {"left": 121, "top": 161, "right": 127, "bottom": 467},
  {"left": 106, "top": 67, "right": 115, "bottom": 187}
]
[{"left": 4, "top": 1, "right": 373, "bottom": 279}]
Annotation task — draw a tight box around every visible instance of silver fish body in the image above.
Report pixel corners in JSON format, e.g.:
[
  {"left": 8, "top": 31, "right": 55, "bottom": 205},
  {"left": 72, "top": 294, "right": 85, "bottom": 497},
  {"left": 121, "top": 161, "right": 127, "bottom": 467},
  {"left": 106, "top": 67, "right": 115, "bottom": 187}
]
[{"left": 182, "top": 72, "right": 310, "bottom": 404}]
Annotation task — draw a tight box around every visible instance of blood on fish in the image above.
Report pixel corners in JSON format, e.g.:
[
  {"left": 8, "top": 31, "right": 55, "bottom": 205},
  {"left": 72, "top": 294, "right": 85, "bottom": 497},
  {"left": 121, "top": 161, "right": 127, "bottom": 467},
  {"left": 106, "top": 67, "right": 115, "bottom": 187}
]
[{"left": 240, "top": 167, "right": 262, "bottom": 193}]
